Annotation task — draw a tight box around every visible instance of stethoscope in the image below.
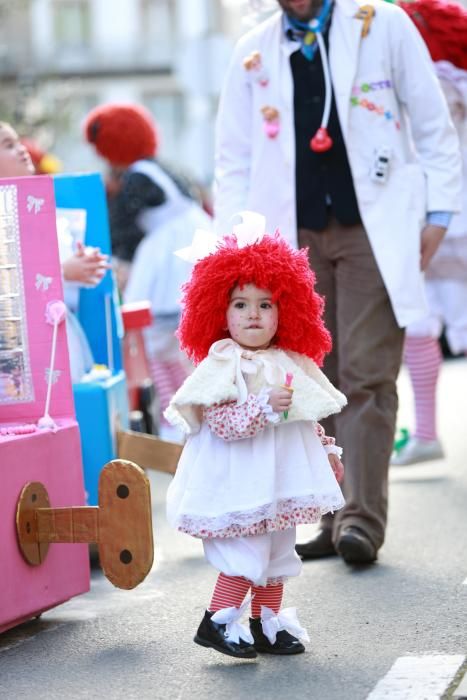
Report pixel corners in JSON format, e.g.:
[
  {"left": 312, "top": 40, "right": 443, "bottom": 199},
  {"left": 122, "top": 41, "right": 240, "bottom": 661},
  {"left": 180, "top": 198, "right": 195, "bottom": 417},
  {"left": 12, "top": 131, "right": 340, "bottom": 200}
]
[
  {"left": 309, "top": 24, "right": 333, "bottom": 153},
  {"left": 289, "top": 3, "right": 334, "bottom": 154}
]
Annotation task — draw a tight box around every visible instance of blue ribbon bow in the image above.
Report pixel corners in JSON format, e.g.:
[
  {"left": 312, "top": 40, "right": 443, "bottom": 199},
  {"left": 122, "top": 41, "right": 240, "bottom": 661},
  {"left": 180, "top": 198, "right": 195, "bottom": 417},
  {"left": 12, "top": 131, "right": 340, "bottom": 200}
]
[{"left": 287, "top": 0, "right": 333, "bottom": 61}]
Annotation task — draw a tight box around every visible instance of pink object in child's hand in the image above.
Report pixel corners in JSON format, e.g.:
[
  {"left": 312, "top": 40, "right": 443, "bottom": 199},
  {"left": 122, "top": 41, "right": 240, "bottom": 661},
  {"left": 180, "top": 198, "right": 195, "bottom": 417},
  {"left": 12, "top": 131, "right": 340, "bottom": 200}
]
[
  {"left": 283, "top": 372, "right": 293, "bottom": 419},
  {"left": 45, "top": 300, "right": 67, "bottom": 326}
]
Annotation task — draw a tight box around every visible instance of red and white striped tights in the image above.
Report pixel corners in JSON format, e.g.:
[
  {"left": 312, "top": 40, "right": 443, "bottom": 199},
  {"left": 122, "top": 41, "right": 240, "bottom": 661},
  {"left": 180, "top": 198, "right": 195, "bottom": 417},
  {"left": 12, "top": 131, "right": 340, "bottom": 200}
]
[
  {"left": 149, "top": 358, "right": 189, "bottom": 426},
  {"left": 403, "top": 336, "right": 442, "bottom": 441},
  {"left": 209, "top": 572, "right": 284, "bottom": 618}
]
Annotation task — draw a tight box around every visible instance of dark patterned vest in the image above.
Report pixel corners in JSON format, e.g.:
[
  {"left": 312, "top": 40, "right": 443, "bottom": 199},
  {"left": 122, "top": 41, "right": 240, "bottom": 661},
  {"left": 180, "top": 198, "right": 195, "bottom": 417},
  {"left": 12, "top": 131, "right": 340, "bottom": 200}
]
[{"left": 290, "top": 23, "right": 362, "bottom": 230}]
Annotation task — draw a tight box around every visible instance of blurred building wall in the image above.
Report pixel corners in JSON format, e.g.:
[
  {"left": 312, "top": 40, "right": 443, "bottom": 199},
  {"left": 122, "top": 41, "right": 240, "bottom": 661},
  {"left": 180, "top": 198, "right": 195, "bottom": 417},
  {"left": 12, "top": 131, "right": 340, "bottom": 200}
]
[
  {"left": 0, "top": 0, "right": 247, "bottom": 182},
  {"left": 4, "top": 1, "right": 464, "bottom": 182}
]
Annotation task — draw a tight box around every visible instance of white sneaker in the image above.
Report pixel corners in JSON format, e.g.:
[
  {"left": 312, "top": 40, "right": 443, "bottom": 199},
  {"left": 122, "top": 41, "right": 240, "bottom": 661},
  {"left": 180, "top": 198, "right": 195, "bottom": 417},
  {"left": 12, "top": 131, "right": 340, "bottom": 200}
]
[{"left": 390, "top": 437, "right": 445, "bottom": 466}]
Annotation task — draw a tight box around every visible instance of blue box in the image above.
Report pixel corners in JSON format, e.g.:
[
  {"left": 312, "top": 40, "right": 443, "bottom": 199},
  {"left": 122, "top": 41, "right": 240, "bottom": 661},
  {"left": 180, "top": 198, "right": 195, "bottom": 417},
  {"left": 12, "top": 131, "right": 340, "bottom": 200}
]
[{"left": 73, "top": 371, "right": 128, "bottom": 505}]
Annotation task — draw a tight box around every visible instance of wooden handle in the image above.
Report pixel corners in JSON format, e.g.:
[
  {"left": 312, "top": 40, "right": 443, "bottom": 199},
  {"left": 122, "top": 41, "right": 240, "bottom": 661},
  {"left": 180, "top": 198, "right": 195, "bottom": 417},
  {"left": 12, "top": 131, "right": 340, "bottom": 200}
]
[
  {"left": 98, "top": 460, "right": 154, "bottom": 590},
  {"left": 16, "top": 459, "right": 154, "bottom": 590}
]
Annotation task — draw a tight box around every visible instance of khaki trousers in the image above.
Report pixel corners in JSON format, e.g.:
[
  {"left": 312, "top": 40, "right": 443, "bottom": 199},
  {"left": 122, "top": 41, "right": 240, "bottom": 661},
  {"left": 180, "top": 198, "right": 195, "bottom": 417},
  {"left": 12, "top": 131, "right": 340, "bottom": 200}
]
[{"left": 299, "top": 220, "right": 404, "bottom": 549}]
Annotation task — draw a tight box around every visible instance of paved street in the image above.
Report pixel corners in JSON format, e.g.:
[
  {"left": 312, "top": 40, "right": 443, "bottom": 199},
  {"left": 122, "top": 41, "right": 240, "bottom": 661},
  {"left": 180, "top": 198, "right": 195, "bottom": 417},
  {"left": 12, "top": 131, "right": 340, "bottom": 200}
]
[{"left": 1, "top": 359, "right": 466, "bottom": 699}]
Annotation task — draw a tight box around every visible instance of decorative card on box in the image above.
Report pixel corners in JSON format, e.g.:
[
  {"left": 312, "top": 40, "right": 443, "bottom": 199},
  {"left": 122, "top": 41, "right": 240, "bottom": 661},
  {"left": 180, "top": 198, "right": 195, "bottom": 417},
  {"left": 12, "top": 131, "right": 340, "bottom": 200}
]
[
  {"left": 0, "top": 175, "right": 89, "bottom": 634},
  {"left": 0, "top": 176, "right": 74, "bottom": 424}
]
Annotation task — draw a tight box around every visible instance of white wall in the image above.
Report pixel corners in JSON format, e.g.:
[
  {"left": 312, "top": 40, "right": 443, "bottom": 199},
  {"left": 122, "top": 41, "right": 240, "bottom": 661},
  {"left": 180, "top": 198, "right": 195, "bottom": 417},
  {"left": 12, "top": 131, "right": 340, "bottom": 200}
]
[{"left": 9, "top": 0, "right": 243, "bottom": 181}]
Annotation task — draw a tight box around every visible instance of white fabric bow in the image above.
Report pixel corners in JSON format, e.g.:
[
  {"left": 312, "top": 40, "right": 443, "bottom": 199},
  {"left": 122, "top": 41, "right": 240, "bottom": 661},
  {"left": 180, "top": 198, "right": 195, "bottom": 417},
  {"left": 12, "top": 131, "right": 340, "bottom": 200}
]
[
  {"left": 174, "top": 211, "right": 266, "bottom": 264},
  {"left": 175, "top": 228, "right": 218, "bottom": 263},
  {"left": 211, "top": 595, "right": 254, "bottom": 644},
  {"left": 231, "top": 210, "right": 266, "bottom": 247},
  {"left": 260, "top": 606, "right": 310, "bottom": 645},
  {"left": 209, "top": 338, "right": 284, "bottom": 405}
]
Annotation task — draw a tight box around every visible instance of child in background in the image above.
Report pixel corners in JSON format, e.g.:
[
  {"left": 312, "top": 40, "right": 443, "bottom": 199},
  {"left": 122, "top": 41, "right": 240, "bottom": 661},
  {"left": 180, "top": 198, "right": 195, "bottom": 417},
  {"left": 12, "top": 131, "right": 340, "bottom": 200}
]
[
  {"left": 164, "top": 216, "right": 346, "bottom": 659},
  {"left": 84, "top": 104, "right": 212, "bottom": 439},
  {"left": 392, "top": 1, "right": 467, "bottom": 465},
  {"left": 0, "top": 121, "right": 109, "bottom": 381}
]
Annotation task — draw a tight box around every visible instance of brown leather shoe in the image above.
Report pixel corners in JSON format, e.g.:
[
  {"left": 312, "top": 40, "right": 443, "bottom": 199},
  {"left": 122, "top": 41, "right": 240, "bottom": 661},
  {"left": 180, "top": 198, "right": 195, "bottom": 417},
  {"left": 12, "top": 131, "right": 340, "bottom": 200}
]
[
  {"left": 336, "top": 526, "right": 377, "bottom": 564},
  {"left": 295, "top": 528, "right": 336, "bottom": 560}
]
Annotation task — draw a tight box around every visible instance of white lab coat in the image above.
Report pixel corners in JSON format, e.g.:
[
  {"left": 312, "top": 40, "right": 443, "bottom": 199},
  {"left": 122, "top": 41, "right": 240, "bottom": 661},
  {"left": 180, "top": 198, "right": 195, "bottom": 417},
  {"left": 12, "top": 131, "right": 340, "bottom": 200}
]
[{"left": 214, "top": 0, "right": 461, "bottom": 327}]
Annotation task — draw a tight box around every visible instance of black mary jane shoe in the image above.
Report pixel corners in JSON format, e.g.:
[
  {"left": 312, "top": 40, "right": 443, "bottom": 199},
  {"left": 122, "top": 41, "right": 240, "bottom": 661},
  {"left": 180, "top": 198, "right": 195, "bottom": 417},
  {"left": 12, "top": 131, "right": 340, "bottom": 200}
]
[
  {"left": 193, "top": 611, "right": 257, "bottom": 659},
  {"left": 249, "top": 618, "right": 305, "bottom": 655}
]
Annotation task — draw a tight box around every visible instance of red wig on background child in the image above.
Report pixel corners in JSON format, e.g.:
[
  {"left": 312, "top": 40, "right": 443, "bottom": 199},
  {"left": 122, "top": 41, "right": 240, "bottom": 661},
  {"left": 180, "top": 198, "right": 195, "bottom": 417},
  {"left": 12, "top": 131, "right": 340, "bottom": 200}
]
[
  {"left": 84, "top": 103, "right": 158, "bottom": 167},
  {"left": 390, "top": 0, "right": 467, "bottom": 465}
]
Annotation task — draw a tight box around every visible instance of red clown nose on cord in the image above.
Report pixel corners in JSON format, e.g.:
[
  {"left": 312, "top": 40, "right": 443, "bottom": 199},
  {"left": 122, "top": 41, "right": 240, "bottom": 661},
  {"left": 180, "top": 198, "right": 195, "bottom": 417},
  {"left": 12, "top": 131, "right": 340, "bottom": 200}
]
[
  {"left": 310, "top": 127, "right": 333, "bottom": 153},
  {"left": 309, "top": 28, "right": 334, "bottom": 153}
]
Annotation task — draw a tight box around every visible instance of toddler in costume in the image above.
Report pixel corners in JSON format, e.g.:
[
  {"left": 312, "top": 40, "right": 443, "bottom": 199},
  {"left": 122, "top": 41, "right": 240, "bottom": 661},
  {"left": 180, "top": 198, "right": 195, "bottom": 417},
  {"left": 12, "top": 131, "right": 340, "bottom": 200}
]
[{"left": 165, "top": 213, "right": 346, "bottom": 659}]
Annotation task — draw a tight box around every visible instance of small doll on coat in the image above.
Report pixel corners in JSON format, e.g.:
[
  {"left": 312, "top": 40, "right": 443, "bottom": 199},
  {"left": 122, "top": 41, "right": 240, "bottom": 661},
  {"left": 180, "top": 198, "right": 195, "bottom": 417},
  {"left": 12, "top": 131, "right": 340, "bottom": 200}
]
[{"left": 164, "top": 213, "right": 347, "bottom": 660}]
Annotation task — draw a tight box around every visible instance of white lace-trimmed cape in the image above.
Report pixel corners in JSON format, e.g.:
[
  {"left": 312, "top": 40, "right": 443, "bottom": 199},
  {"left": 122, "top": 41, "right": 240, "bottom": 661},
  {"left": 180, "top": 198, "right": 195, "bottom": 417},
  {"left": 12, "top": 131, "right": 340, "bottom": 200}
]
[{"left": 164, "top": 343, "right": 347, "bottom": 433}]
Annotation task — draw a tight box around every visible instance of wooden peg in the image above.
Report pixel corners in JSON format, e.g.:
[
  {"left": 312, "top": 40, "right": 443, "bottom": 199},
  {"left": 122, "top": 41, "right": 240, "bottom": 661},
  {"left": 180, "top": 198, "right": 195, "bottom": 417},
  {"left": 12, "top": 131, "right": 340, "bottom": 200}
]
[{"left": 16, "top": 459, "right": 154, "bottom": 590}]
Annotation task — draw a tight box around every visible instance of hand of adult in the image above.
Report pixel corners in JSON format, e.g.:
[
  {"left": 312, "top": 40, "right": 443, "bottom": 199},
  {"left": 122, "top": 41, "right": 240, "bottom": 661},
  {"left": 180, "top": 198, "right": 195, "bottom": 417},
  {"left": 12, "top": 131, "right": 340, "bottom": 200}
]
[{"left": 420, "top": 224, "right": 446, "bottom": 271}]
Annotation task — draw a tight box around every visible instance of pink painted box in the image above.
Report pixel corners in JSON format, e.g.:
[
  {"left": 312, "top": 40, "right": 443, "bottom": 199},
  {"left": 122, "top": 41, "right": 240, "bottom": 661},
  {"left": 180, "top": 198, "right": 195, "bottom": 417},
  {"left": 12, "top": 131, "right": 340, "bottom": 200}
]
[{"left": 0, "top": 176, "right": 89, "bottom": 633}]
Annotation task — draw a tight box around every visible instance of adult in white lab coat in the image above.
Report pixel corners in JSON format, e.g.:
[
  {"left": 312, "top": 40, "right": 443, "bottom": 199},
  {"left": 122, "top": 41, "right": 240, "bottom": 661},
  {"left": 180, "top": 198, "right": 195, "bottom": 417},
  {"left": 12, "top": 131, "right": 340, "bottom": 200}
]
[{"left": 214, "top": 0, "right": 461, "bottom": 563}]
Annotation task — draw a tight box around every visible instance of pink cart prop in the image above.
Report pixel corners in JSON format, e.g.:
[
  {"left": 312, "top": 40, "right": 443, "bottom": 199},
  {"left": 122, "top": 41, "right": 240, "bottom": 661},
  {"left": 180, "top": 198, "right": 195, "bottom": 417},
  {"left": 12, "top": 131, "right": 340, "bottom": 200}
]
[{"left": 0, "top": 176, "right": 89, "bottom": 633}]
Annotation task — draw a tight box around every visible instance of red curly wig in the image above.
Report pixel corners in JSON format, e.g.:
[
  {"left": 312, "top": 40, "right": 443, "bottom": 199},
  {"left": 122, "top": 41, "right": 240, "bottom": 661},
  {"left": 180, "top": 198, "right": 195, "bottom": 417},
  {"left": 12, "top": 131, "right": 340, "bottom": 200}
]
[
  {"left": 178, "top": 233, "right": 332, "bottom": 366},
  {"left": 399, "top": 0, "right": 467, "bottom": 70},
  {"left": 83, "top": 103, "right": 158, "bottom": 166}
]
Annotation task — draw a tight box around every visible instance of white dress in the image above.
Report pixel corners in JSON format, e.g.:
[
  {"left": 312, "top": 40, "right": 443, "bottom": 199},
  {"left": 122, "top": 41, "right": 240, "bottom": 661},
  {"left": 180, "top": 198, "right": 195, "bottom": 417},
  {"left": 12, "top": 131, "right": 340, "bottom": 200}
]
[{"left": 166, "top": 348, "right": 345, "bottom": 540}]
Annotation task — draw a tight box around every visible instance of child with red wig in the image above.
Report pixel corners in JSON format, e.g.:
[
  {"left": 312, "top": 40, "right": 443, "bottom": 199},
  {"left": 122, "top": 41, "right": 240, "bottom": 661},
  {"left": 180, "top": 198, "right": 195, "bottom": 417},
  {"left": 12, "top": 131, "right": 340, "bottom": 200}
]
[
  {"left": 391, "top": 0, "right": 467, "bottom": 465},
  {"left": 84, "top": 103, "right": 212, "bottom": 437},
  {"left": 165, "top": 213, "right": 346, "bottom": 659}
]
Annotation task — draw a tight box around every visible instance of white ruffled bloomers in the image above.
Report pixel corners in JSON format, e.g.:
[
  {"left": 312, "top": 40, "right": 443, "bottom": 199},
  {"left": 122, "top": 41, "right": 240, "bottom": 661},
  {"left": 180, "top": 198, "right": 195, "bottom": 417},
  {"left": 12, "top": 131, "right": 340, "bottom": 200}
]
[{"left": 166, "top": 417, "right": 345, "bottom": 539}]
